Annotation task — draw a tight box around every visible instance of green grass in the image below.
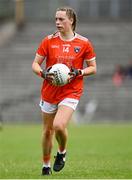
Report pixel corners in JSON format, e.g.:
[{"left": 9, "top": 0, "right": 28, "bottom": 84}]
[{"left": 0, "top": 123, "right": 132, "bottom": 179}]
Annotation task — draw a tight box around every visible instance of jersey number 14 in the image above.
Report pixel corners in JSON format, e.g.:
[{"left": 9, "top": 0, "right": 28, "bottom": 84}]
[{"left": 63, "top": 47, "right": 69, "bottom": 53}]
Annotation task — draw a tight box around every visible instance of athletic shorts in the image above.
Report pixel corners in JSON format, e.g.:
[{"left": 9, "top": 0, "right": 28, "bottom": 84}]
[{"left": 39, "top": 98, "right": 79, "bottom": 113}]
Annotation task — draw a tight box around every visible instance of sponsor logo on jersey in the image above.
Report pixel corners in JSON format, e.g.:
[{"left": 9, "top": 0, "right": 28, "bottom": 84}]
[
  {"left": 62, "top": 44, "right": 71, "bottom": 47},
  {"left": 51, "top": 45, "right": 59, "bottom": 48}
]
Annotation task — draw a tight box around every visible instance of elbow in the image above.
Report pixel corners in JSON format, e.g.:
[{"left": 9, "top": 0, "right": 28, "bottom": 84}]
[
  {"left": 92, "top": 66, "right": 97, "bottom": 75},
  {"left": 93, "top": 67, "right": 97, "bottom": 74},
  {"left": 32, "top": 62, "right": 35, "bottom": 72},
  {"left": 32, "top": 62, "right": 37, "bottom": 74}
]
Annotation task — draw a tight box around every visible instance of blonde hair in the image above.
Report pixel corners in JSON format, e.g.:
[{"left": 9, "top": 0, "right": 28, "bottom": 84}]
[{"left": 56, "top": 7, "right": 77, "bottom": 31}]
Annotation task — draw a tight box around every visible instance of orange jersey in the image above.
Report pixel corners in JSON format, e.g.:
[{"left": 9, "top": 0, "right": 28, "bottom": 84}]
[{"left": 36, "top": 32, "right": 96, "bottom": 104}]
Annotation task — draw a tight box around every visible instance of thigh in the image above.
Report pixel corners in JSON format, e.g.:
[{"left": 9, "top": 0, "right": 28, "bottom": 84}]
[
  {"left": 58, "top": 98, "right": 79, "bottom": 111},
  {"left": 42, "top": 112, "right": 56, "bottom": 130},
  {"left": 40, "top": 100, "right": 58, "bottom": 114},
  {"left": 53, "top": 105, "right": 74, "bottom": 128},
  {"left": 40, "top": 100, "right": 57, "bottom": 129}
]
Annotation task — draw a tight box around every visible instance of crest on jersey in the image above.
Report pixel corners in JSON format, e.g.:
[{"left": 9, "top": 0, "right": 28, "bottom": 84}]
[{"left": 74, "top": 46, "right": 80, "bottom": 53}]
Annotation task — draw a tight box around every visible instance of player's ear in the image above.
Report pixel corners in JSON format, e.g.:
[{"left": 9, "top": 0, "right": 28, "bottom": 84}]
[{"left": 69, "top": 18, "right": 73, "bottom": 26}]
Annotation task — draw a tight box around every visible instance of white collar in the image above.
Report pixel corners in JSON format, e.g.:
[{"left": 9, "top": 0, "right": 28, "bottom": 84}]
[{"left": 59, "top": 32, "right": 76, "bottom": 41}]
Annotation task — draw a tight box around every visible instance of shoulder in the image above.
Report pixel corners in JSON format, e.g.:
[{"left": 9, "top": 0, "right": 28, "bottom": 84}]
[
  {"left": 76, "top": 33, "right": 88, "bottom": 42},
  {"left": 76, "top": 33, "right": 95, "bottom": 49},
  {"left": 39, "top": 32, "right": 59, "bottom": 46},
  {"left": 76, "top": 33, "right": 93, "bottom": 45},
  {"left": 47, "top": 31, "right": 59, "bottom": 40},
  {"left": 41, "top": 32, "right": 59, "bottom": 42}
]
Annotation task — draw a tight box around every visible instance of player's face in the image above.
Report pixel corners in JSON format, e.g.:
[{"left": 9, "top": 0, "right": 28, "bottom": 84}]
[{"left": 55, "top": 11, "right": 73, "bottom": 33}]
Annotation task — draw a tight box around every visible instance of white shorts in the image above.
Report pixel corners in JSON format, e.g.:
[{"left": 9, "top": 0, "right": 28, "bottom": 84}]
[{"left": 39, "top": 98, "right": 79, "bottom": 113}]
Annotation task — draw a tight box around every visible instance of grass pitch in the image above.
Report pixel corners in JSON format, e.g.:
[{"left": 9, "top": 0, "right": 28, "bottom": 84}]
[{"left": 0, "top": 123, "right": 132, "bottom": 179}]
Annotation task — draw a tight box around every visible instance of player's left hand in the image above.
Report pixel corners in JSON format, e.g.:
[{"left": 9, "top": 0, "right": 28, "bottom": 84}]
[{"left": 68, "top": 67, "right": 82, "bottom": 82}]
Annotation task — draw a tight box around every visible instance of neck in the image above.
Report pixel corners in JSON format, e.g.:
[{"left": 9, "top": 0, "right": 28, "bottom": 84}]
[{"left": 60, "top": 31, "right": 75, "bottom": 40}]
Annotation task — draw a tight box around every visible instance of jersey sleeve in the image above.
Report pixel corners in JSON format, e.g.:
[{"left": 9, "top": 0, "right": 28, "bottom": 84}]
[
  {"left": 84, "top": 40, "right": 96, "bottom": 61},
  {"left": 36, "top": 37, "right": 48, "bottom": 57}
]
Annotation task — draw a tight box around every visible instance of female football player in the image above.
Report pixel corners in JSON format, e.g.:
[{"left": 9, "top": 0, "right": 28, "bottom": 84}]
[{"left": 32, "top": 6, "right": 97, "bottom": 175}]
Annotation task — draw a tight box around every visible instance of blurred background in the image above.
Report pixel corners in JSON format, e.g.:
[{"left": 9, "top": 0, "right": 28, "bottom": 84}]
[{"left": 0, "top": 0, "right": 132, "bottom": 125}]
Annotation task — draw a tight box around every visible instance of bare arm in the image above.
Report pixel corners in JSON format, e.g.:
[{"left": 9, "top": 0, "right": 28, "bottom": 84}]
[
  {"left": 69, "top": 58, "right": 97, "bottom": 82},
  {"left": 82, "top": 59, "right": 97, "bottom": 76},
  {"left": 32, "top": 54, "right": 45, "bottom": 77},
  {"left": 32, "top": 54, "right": 55, "bottom": 83}
]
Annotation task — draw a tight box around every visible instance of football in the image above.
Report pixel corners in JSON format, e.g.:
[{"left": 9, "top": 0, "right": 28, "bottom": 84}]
[{"left": 49, "top": 63, "right": 70, "bottom": 86}]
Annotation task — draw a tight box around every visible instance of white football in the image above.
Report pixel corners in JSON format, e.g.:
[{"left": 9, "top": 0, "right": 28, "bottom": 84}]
[{"left": 49, "top": 63, "right": 70, "bottom": 86}]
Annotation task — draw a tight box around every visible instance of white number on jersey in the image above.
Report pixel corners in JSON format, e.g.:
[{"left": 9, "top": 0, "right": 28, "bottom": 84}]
[{"left": 63, "top": 47, "right": 69, "bottom": 53}]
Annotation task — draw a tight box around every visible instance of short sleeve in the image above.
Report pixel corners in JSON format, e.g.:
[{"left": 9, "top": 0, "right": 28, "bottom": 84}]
[
  {"left": 36, "top": 37, "right": 48, "bottom": 57},
  {"left": 84, "top": 40, "right": 96, "bottom": 61}
]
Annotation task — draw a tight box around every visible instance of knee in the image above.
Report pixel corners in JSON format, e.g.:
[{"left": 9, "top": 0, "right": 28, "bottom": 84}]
[
  {"left": 43, "top": 128, "right": 53, "bottom": 139},
  {"left": 53, "top": 122, "right": 65, "bottom": 132}
]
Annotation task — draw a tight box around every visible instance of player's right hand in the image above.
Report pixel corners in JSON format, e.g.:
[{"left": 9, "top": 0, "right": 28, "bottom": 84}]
[{"left": 40, "top": 67, "right": 55, "bottom": 84}]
